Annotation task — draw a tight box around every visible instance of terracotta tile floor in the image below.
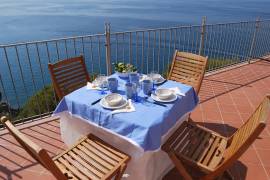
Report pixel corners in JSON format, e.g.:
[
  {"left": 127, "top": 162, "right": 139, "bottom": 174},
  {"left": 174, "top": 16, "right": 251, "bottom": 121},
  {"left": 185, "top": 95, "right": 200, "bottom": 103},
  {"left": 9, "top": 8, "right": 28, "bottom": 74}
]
[{"left": 0, "top": 60, "right": 270, "bottom": 179}]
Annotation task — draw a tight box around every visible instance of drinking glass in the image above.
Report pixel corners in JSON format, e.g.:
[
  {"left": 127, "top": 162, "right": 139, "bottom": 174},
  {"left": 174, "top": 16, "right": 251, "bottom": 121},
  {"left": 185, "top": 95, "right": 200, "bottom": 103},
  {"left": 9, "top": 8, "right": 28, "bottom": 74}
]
[
  {"left": 125, "top": 82, "right": 134, "bottom": 99},
  {"left": 142, "top": 79, "right": 153, "bottom": 96},
  {"left": 129, "top": 72, "right": 139, "bottom": 85},
  {"left": 132, "top": 82, "right": 141, "bottom": 102},
  {"left": 95, "top": 74, "right": 107, "bottom": 94},
  {"left": 148, "top": 71, "right": 159, "bottom": 90},
  {"left": 107, "top": 77, "right": 118, "bottom": 93}
]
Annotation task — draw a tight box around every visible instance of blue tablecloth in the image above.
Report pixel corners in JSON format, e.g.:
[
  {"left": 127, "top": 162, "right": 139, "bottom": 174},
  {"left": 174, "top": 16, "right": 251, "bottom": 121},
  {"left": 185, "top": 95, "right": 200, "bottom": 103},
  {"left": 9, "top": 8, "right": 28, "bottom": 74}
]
[{"left": 54, "top": 74, "right": 198, "bottom": 151}]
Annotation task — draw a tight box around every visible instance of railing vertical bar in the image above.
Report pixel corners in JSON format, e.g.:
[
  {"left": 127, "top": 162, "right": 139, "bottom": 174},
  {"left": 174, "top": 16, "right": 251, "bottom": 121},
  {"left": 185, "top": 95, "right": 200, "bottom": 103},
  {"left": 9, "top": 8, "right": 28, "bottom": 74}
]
[
  {"left": 177, "top": 29, "right": 181, "bottom": 50},
  {"left": 208, "top": 25, "right": 215, "bottom": 70},
  {"left": 153, "top": 31, "right": 156, "bottom": 71},
  {"left": 0, "top": 73, "right": 11, "bottom": 114},
  {"left": 45, "top": 42, "right": 58, "bottom": 105},
  {"left": 191, "top": 27, "right": 195, "bottom": 53},
  {"left": 45, "top": 42, "right": 52, "bottom": 63},
  {"left": 81, "top": 37, "right": 85, "bottom": 56},
  {"left": 163, "top": 30, "right": 166, "bottom": 72},
  {"left": 64, "top": 39, "right": 68, "bottom": 59},
  {"left": 55, "top": 41, "right": 60, "bottom": 60},
  {"left": 141, "top": 32, "right": 144, "bottom": 72},
  {"left": 116, "top": 34, "right": 119, "bottom": 62},
  {"left": 15, "top": 46, "right": 29, "bottom": 100},
  {"left": 147, "top": 31, "right": 150, "bottom": 73},
  {"left": 173, "top": 28, "right": 176, "bottom": 52},
  {"left": 97, "top": 36, "right": 101, "bottom": 74},
  {"left": 236, "top": 23, "right": 245, "bottom": 62},
  {"left": 219, "top": 24, "right": 227, "bottom": 64},
  {"left": 135, "top": 32, "right": 138, "bottom": 67},
  {"left": 73, "top": 38, "right": 77, "bottom": 56},
  {"left": 231, "top": 23, "right": 239, "bottom": 64},
  {"left": 90, "top": 36, "right": 94, "bottom": 73},
  {"left": 25, "top": 44, "right": 42, "bottom": 119},
  {"left": 35, "top": 43, "right": 50, "bottom": 111},
  {"left": 167, "top": 29, "right": 172, "bottom": 69},
  {"left": 183, "top": 28, "right": 186, "bottom": 51},
  {"left": 158, "top": 29, "right": 161, "bottom": 72},
  {"left": 196, "top": 27, "right": 199, "bottom": 53},
  {"left": 3, "top": 47, "right": 20, "bottom": 109},
  {"left": 122, "top": 33, "right": 125, "bottom": 63},
  {"left": 187, "top": 26, "right": 191, "bottom": 52},
  {"left": 129, "top": 32, "right": 132, "bottom": 64}
]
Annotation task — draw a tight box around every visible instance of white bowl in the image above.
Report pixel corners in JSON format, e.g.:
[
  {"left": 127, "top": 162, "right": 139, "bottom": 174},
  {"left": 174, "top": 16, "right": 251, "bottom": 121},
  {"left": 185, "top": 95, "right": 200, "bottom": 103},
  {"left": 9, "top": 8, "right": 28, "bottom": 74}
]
[
  {"left": 155, "top": 88, "right": 173, "bottom": 100},
  {"left": 151, "top": 74, "right": 162, "bottom": 82},
  {"left": 104, "top": 93, "right": 123, "bottom": 106},
  {"left": 116, "top": 71, "right": 129, "bottom": 78}
]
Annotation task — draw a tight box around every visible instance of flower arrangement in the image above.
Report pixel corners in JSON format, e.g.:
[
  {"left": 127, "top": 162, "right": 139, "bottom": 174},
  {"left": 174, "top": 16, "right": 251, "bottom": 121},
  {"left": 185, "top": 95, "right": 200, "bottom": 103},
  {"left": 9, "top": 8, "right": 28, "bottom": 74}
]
[{"left": 113, "top": 62, "right": 137, "bottom": 73}]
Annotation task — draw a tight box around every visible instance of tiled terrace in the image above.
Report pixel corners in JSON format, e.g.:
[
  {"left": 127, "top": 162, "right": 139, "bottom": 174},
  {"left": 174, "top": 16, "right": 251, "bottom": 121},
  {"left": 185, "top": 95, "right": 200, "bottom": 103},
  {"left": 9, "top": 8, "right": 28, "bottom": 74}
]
[{"left": 0, "top": 59, "right": 270, "bottom": 180}]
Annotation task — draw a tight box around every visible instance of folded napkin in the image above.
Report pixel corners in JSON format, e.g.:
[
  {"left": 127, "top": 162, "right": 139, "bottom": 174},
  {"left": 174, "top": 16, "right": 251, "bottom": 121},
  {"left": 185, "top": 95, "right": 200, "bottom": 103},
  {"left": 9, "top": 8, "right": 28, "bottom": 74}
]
[
  {"left": 111, "top": 99, "right": 135, "bottom": 115},
  {"left": 86, "top": 82, "right": 101, "bottom": 90},
  {"left": 169, "top": 87, "right": 185, "bottom": 96}
]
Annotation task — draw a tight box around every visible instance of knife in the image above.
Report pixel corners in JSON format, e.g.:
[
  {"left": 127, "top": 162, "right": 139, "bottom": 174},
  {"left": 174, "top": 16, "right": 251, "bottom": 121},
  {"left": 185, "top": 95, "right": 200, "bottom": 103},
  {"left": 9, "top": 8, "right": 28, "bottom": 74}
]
[{"left": 91, "top": 98, "right": 102, "bottom": 105}]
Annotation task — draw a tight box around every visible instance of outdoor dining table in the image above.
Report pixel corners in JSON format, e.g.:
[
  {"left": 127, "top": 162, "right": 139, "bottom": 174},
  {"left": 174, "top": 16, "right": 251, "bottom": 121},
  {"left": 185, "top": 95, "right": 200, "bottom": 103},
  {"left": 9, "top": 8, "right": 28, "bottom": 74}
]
[{"left": 53, "top": 73, "right": 198, "bottom": 180}]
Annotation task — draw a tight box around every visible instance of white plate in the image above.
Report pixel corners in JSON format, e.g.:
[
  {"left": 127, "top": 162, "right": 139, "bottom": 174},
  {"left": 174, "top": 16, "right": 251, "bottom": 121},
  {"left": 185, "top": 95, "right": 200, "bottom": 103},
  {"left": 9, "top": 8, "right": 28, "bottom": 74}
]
[
  {"left": 100, "top": 98, "right": 128, "bottom": 109},
  {"left": 151, "top": 93, "right": 178, "bottom": 103},
  {"left": 154, "top": 77, "right": 166, "bottom": 85}
]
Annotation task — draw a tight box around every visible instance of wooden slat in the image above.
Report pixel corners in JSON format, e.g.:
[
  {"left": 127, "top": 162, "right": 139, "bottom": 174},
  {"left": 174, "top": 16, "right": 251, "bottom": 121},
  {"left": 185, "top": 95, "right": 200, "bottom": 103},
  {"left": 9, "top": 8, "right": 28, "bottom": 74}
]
[
  {"left": 77, "top": 144, "right": 114, "bottom": 169},
  {"left": 82, "top": 142, "right": 118, "bottom": 165},
  {"left": 163, "top": 122, "right": 189, "bottom": 150},
  {"left": 201, "top": 137, "right": 220, "bottom": 166},
  {"left": 53, "top": 62, "right": 83, "bottom": 74},
  {"left": 181, "top": 127, "right": 203, "bottom": 156},
  {"left": 176, "top": 51, "right": 206, "bottom": 62},
  {"left": 86, "top": 139, "right": 126, "bottom": 162},
  {"left": 186, "top": 130, "right": 208, "bottom": 158},
  {"left": 174, "top": 59, "right": 204, "bottom": 70},
  {"left": 52, "top": 57, "right": 83, "bottom": 68},
  {"left": 55, "top": 160, "right": 78, "bottom": 180},
  {"left": 57, "top": 71, "right": 87, "bottom": 85},
  {"left": 63, "top": 154, "right": 98, "bottom": 180},
  {"left": 191, "top": 133, "right": 212, "bottom": 161},
  {"left": 68, "top": 151, "right": 104, "bottom": 178},
  {"left": 58, "top": 157, "right": 88, "bottom": 180},
  {"left": 173, "top": 63, "right": 203, "bottom": 75},
  {"left": 175, "top": 126, "right": 197, "bottom": 153},
  {"left": 54, "top": 65, "right": 84, "bottom": 78},
  {"left": 208, "top": 138, "right": 227, "bottom": 168},
  {"left": 72, "top": 147, "right": 109, "bottom": 174}
]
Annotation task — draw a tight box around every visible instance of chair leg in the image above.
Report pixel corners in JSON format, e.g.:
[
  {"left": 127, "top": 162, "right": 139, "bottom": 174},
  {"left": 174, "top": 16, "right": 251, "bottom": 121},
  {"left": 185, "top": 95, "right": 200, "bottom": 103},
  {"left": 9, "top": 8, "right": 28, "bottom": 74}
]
[
  {"left": 169, "top": 152, "right": 193, "bottom": 180},
  {"left": 115, "top": 163, "right": 127, "bottom": 180}
]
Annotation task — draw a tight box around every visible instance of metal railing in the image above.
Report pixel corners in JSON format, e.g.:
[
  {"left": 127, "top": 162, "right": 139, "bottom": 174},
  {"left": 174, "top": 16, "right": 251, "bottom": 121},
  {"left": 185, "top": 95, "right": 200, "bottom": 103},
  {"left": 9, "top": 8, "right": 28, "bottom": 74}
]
[{"left": 0, "top": 17, "right": 270, "bottom": 124}]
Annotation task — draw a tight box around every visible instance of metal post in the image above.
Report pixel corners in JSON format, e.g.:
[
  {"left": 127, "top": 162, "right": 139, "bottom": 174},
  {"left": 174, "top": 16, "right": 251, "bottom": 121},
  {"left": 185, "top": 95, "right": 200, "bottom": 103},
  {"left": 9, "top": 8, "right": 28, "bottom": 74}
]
[
  {"left": 248, "top": 17, "right": 260, "bottom": 63},
  {"left": 105, "top": 23, "right": 112, "bottom": 75},
  {"left": 199, "top": 16, "right": 207, "bottom": 56}
]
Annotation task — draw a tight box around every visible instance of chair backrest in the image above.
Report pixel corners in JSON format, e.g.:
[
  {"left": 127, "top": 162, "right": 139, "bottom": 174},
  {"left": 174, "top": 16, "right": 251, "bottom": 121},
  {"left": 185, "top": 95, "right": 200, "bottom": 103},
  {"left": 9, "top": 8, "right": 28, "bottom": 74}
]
[
  {"left": 48, "top": 56, "right": 90, "bottom": 99},
  {"left": 0, "top": 116, "right": 66, "bottom": 180},
  {"left": 212, "top": 95, "right": 270, "bottom": 177},
  {"left": 168, "top": 50, "right": 208, "bottom": 93}
]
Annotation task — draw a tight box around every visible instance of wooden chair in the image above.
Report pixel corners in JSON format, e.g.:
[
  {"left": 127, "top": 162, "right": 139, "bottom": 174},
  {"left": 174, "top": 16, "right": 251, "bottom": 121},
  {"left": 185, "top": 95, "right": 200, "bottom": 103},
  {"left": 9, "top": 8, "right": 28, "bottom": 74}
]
[
  {"left": 168, "top": 51, "right": 208, "bottom": 94},
  {"left": 162, "top": 95, "right": 270, "bottom": 180},
  {"left": 1, "top": 116, "right": 130, "bottom": 180},
  {"left": 48, "top": 56, "right": 90, "bottom": 100}
]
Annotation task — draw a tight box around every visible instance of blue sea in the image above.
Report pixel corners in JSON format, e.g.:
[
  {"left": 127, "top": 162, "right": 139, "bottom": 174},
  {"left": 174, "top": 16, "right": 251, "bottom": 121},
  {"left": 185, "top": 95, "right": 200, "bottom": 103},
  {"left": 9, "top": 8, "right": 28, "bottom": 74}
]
[{"left": 1, "top": 0, "right": 270, "bottom": 44}]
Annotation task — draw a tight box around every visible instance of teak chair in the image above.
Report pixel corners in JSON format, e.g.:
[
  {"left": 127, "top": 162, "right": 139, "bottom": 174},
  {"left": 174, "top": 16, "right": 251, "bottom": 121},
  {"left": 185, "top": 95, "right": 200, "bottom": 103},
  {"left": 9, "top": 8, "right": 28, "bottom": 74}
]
[
  {"left": 162, "top": 94, "right": 270, "bottom": 180},
  {"left": 168, "top": 50, "right": 208, "bottom": 94},
  {"left": 48, "top": 56, "right": 90, "bottom": 100},
  {"left": 1, "top": 116, "right": 130, "bottom": 180}
]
